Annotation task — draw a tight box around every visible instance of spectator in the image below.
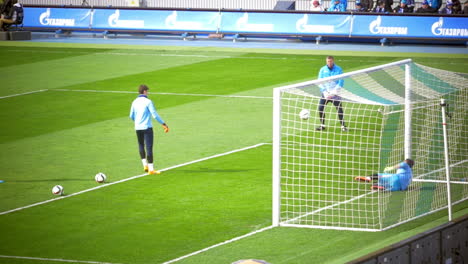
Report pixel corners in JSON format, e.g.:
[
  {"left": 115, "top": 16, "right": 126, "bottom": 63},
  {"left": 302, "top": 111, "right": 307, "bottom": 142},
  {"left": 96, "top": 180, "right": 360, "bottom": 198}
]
[
  {"left": 439, "top": 1, "right": 454, "bottom": 13},
  {"left": 450, "top": 0, "right": 462, "bottom": 13},
  {"left": 329, "top": 0, "right": 347, "bottom": 11},
  {"left": 427, "top": 0, "right": 442, "bottom": 11},
  {"left": 355, "top": 1, "right": 367, "bottom": 11},
  {"left": 0, "top": 0, "right": 12, "bottom": 17},
  {"left": 393, "top": 0, "right": 412, "bottom": 13},
  {"left": 311, "top": 0, "right": 324, "bottom": 11},
  {"left": 373, "top": 0, "right": 388, "bottom": 12},
  {"left": 463, "top": 0, "right": 468, "bottom": 13},
  {"left": 341, "top": 0, "right": 349, "bottom": 9},
  {"left": 416, "top": 0, "right": 437, "bottom": 12},
  {"left": 405, "top": 0, "right": 415, "bottom": 11},
  {"left": 360, "top": 0, "right": 375, "bottom": 11},
  {"left": 381, "top": 0, "right": 394, "bottom": 11},
  {"left": 0, "top": 0, "right": 22, "bottom": 31}
]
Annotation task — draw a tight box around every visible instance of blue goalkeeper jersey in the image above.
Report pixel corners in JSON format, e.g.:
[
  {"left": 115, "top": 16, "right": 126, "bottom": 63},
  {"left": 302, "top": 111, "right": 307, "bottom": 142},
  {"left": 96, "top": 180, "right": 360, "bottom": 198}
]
[
  {"left": 396, "top": 161, "right": 412, "bottom": 190},
  {"left": 318, "top": 64, "right": 344, "bottom": 94},
  {"left": 129, "top": 95, "right": 165, "bottom": 130}
]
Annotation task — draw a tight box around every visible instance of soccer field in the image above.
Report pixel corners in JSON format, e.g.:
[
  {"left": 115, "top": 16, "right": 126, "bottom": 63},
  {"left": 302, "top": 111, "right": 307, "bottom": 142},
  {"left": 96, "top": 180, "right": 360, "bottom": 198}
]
[{"left": 0, "top": 42, "right": 467, "bottom": 264}]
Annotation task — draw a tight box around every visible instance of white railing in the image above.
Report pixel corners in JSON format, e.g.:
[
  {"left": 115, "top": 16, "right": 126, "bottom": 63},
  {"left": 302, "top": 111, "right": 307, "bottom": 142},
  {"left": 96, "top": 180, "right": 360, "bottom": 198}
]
[{"left": 17, "top": 0, "right": 424, "bottom": 11}]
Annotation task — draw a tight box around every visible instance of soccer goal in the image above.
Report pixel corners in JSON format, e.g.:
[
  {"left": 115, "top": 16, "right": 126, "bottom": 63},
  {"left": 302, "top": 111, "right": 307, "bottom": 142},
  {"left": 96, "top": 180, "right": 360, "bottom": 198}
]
[{"left": 272, "top": 59, "right": 468, "bottom": 231}]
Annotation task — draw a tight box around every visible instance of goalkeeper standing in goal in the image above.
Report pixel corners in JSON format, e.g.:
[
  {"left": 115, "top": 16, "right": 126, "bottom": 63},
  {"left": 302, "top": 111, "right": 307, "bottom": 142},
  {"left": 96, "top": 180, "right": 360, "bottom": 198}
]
[
  {"left": 130, "top": 84, "right": 169, "bottom": 175},
  {"left": 316, "top": 56, "right": 347, "bottom": 132},
  {"left": 355, "top": 159, "right": 415, "bottom": 191}
]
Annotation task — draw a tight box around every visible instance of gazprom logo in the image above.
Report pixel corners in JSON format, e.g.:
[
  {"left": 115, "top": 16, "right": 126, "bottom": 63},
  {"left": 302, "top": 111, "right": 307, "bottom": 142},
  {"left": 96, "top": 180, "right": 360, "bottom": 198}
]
[
  {"left": 369, "top": 16, "right": 407, "bottom": 35},
  {"left": 40, "top": 8, "right": 75, "bottom": 26},
  {"left": 108, "top": 10, "right": 144, "bottom": 28},
  {"left": 431, "top": 17, "right": 468, "bottom": 36},
  {"left": 296, "top": 14, "right": 334, "bottom": 33}
]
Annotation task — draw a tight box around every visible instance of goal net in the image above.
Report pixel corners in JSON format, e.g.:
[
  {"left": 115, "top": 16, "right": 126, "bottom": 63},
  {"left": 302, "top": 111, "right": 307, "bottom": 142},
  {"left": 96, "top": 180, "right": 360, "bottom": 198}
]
[{"left": 272, "top": 59, "right": 468, "bottom": 231}]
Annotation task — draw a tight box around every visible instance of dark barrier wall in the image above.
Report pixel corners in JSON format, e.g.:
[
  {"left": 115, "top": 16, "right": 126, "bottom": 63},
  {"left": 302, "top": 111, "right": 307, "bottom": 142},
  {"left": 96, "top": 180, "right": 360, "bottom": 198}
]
[
  {"left": 23, "top": 7, "right": 468, "bottom": 40},
  {"left": 348, "top": 214, "right": 468, "bottom": 264}
]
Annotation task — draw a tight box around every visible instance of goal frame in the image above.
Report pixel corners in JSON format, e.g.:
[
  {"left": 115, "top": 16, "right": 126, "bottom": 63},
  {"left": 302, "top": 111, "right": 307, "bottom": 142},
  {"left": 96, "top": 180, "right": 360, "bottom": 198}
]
[{"left": 271, "top": 58, "right": 460, "bottom": 230}]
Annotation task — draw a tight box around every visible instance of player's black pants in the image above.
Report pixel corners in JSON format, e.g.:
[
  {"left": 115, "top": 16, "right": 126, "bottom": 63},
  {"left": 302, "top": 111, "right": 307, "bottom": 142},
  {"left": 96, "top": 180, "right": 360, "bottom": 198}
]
[
  {"left": 136, "top": 128, "right": 154, "bottom": 163},
  {"left": 317, "top": 97, "right": 345, "bottom": 126}
]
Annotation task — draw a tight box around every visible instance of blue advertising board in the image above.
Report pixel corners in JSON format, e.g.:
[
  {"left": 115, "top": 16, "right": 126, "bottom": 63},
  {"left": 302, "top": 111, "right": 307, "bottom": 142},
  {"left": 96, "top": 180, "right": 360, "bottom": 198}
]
[
  {"left": 22, "top": 7, "right": 468, "bottom": 40},
  {"left": 23, "top": 8, "right": 92, "bottom": 29},
  {"left": 220, "top": 12, "right": 351, "bottom": 35},
  {"left": 351, "top": 15, "right": 468, "bottom": 39},
  {"left": 92, "top": 9, "right": 220, "bottom": 32}
]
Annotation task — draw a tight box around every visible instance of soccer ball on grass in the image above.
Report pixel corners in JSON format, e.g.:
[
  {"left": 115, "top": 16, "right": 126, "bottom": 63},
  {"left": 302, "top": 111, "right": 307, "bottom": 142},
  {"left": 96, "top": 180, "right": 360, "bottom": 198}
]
[
  {"left": 95, "top": 172, "right": 107, "bottom": 183},
  {"left": 299, "top": 109, "right": 310, "bottom": 120},
  {"left": 52, "top": 185, "right": 64, "bottom": 196}
]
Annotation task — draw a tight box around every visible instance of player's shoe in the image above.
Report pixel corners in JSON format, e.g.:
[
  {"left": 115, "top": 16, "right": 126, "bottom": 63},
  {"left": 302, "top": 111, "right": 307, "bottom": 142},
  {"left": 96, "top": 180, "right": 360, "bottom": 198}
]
[
  {"left": 316, "top": 126, "right": 326, "bottom": 131},
  {"left": 355, "top": 176, "right": 371, "bottom": 182},
  {"left": 144, "top": 166, "right": 148, "bottom": 172},
  {"left": 148, "top": 170, "right": 161, "bottom": 175},
  {"left": 371, "top": 185, "right": 385, "bottom": 190},
  {"left": 341, "top": 126, "right": 348, "bottom": 132}
]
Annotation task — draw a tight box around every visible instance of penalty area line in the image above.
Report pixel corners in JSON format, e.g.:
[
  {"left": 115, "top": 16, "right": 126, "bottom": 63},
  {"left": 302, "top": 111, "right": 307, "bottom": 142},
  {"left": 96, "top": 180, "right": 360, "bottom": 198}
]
[
  {"left": 162, "top": 225, "right": 275, "bottom": 264},
  {"left": 0, "top": 89, "right": 48, "bottom": 99},
  {"left": 53, "top": 89, "right": 273, "bottom": 99},
  {"left": 0, "top": 255, "right": 123, "bottom": 264},
  {"left": 0, "top": 143, "right": 270, "bottom": 216}
]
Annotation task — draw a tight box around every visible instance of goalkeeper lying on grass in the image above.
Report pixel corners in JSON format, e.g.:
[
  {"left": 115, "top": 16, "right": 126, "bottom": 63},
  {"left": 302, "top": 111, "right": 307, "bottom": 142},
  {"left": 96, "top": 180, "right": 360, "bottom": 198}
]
[{"left": 355, "top": 159, "right": 415, "bottom": 191}]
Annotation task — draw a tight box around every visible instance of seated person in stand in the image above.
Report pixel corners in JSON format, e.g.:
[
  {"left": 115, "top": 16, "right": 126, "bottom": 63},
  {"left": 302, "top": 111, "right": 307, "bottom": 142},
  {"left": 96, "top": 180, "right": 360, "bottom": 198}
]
[
  {"left": 449, "top": 0, "right": 462, "bottom": 13},
  {"left": 360, "top": 0, "right": 375, "bottom": 11},
  {"left": 373, "top": 0, "right": 388, "bottom": 12},
  {"left": 329, "top": 0, "right": 347, "bottom": 11},
  {"left": 0, "top": 0, "right": 23, "bottom": 31},
  {"left": 439, "top": 1, "right": 455, "bottom": 13},
  {"left": 311, "top": 0, "right": 324, "bottom": 11},
  {"left": 1, "top": 0, "right": 12, "bottom": 18},
  {"left": 393, "top": 0, "right": 412, "bottom": 13},
  {"left": 354, "top": 1, "right": 367, "bottom": 11},
  {"left": 416, "top": 0, "right": 438, "bottom": 12}
]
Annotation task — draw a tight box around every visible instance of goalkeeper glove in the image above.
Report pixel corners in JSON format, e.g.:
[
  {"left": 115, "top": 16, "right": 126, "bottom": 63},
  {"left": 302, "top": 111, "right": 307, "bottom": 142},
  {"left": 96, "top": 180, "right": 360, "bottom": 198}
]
[
  {"left": 384, "top": 166, "right": 394, "bottom": 173},
  {"left": 162, "top": 123, "right": 169, "bottom": 133}
]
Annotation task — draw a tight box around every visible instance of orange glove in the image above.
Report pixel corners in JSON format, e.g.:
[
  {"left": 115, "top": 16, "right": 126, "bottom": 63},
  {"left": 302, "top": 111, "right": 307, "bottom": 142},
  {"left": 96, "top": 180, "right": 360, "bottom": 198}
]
[{"left": 162, "top": 123, "right": 169, "bottom": 133}]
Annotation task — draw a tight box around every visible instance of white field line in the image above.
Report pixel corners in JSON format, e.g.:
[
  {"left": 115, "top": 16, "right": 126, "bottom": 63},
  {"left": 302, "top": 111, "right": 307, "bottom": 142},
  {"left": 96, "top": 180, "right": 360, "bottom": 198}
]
[
  {"left": 282, "top": 191, "right": 377, "bottom": 226},
  {"left": 0, "top": 255, "right": 122, "bottom": 264},
  {"left": 162, "top": 225, "right": 275, "bottom": 264},
  {"left": 413, "top": 159, "right": 467, "bottom": 180},
  {"left": 53, "top": 89, "right": 273, "bottom": 99},
  {"left": 0, "top": 89, "right": 48, "bottom": 99},
  {"left": 0, "top": 143, "right": 270, "bottom": 216}
]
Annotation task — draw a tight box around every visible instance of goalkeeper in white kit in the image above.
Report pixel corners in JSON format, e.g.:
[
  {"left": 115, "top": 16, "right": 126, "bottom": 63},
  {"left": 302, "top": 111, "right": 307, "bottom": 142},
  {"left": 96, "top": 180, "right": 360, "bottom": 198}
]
[
  {"left": 130, "top": 84, "right": 169, "bottom": 175},
  {"left": 355, "top": 159, "right": 415, "bottom": 191}
]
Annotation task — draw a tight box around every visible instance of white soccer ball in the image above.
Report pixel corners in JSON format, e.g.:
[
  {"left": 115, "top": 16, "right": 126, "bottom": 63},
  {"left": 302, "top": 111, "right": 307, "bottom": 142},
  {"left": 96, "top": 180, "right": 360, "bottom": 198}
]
[
  {"left": 299, "top": 109, "right": 310, "bottom": 120},
  {"left": 95, "top": 172, "right": 107, "bottom": 183},
  {"left": 52, "top": 185, "right": 64, "bottom": 196}
]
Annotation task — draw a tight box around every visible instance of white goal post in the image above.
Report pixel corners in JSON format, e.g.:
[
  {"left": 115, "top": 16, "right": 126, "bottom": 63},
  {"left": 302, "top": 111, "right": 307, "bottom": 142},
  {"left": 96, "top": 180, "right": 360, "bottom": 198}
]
[{"left": 272, "top": 59, "right": 468, "bottom": 231}]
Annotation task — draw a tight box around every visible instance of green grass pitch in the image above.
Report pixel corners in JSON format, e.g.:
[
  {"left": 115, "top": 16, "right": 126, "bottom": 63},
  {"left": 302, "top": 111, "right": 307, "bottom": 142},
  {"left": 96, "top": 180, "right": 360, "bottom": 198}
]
[{"left": 0, "top": 41, "right": 467, "bottom": 264}]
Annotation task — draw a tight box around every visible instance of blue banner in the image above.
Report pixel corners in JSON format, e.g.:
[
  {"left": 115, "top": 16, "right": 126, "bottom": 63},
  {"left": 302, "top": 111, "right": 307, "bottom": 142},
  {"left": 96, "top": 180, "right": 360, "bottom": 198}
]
[
  {"left": 22, "top": 7, "right": 468, "bottom": 40},
  {"left": 92, "top": 9, "right": 220, "bottom": 32},
  {"left": 351, "top": 15, "right": 468, "bottom": 39},
  {"left": 23, "top": 8, "right": 92, "bottom": 29},
  {"left": 220, "top": 12, "right": 351, "bottom": 35}
]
